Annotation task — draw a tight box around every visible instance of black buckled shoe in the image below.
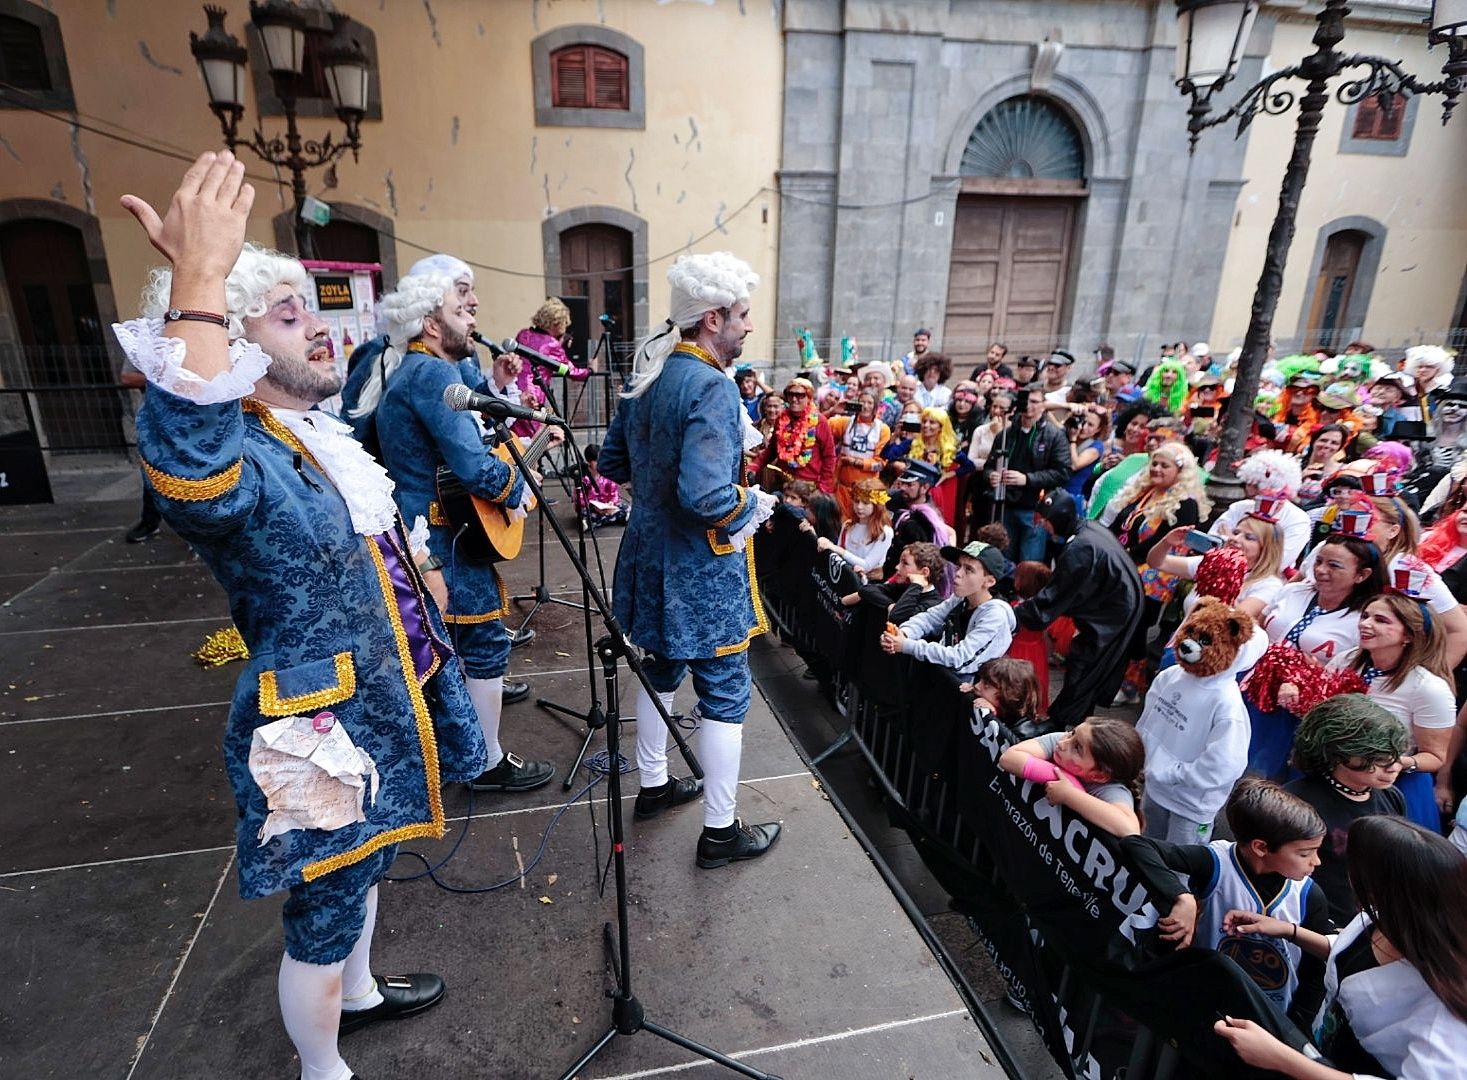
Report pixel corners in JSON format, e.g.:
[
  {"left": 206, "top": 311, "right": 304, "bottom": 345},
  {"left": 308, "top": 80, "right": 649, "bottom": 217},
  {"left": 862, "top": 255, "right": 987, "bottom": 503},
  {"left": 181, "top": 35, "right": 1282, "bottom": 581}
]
[
  {"left": 696, "top": 819, "right": 782, "bottom": 869},
  {"left": 468, "top": 752, "right": 554, "bottom": 793},
  {"left": 502, "top": 680, "right": 531, "bottom": 705},
  {"left": 634, "top": 776, "right": 704, "bottom": 820},
  {"left": 509, "top": 627, "right": 537, "bottom": 649},
  {"left": 339, "top": 973, "right": 446, "bottom": 1035},
  {"left": 125, "top": 519, "right": 160, "bottom": 543}
]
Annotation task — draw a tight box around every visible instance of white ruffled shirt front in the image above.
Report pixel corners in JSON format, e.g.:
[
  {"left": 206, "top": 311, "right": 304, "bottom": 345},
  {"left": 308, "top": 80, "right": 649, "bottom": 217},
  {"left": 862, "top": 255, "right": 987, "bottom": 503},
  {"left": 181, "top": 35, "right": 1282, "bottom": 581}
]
[{"left": 113, "top": 317, "right": 402, "bottom": 539}]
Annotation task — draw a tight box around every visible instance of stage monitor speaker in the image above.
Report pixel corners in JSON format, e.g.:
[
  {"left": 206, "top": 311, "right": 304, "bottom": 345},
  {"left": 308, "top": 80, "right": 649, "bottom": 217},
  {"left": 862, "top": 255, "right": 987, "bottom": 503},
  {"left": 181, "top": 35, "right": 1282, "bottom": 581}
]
[{"left": 560, "top": 295, "right": 590, "bottom": 366}]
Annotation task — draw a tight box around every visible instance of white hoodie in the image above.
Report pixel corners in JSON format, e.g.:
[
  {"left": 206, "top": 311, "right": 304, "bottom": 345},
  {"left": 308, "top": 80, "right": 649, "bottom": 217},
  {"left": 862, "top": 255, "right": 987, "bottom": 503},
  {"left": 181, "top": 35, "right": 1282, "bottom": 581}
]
[{"left": 1137, "top": 662, "right": 1250, "bottom": 824}]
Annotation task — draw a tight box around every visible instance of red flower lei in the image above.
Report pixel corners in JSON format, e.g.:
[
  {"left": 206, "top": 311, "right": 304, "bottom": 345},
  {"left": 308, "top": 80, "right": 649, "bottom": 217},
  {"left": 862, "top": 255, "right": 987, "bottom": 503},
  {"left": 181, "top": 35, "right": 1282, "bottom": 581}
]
[{"left": 775, "top": 409, "right": 820, "bottom": 469}]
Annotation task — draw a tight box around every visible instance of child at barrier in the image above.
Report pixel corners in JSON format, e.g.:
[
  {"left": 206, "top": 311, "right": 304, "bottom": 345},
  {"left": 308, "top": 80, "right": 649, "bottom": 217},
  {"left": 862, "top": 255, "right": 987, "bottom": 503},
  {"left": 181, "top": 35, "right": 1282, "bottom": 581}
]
[
  {"left": 964, "top": 657, "right": 1040, "bottom": 734},
  {"left": 879, "top": 541, "right": 1015, "bottom": 679},
  {"left": 1120, "top": 778, "right": 1333, "bottom": 1028},
  {"left": 1137, "top": 597, "right": 1256, "bottom": 844},
  {"left": 843, "top": 541, "right": 948, "bottom": 625},
  {"left": 1214, "top": 817, "right": 1467, "bottom": 1080},
  {"left": 997, "top": 717, "right": 1145, "bottom": 836}
]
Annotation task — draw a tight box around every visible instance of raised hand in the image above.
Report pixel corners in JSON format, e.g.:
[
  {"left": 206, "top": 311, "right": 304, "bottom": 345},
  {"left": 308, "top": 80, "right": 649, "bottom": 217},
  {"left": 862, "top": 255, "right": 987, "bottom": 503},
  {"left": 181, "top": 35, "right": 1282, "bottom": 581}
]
[{"left": 120, "top": 151, "right": 253, "bottom": 278}]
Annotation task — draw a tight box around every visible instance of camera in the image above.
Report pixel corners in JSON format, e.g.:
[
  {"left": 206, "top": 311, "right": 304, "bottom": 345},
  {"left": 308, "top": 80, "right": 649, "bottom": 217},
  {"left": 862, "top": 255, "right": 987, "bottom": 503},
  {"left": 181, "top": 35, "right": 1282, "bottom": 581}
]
[
  {"left": 901, "top": 419, "right": 922, "bottom": 433},
  {"left": 1013, "top": 389, "right": 1030, "bottom": 412},
  {"left": 843, "top": 401, "right": 860, "bottom": 415}
]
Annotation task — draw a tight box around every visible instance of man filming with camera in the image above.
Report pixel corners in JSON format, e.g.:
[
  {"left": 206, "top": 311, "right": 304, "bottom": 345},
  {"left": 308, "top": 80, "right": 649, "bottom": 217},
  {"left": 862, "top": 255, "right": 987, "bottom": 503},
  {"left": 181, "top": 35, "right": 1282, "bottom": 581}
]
[{"left": 980, "top": 387, "right": 1072, "bottom": 562}]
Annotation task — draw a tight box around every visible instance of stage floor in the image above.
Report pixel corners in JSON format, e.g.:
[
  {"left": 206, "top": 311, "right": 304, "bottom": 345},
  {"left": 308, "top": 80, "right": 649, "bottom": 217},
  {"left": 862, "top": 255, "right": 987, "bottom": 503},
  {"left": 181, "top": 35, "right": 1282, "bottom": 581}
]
[{"left": 0, "top": 498, "right": 1006, "bottom": 1079}]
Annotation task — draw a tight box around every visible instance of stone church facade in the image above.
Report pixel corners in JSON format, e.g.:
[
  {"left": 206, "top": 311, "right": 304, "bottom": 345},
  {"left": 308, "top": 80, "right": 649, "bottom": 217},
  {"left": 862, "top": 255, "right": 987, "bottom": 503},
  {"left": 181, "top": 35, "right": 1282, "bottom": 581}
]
[{"left": 774, "top": 0, "right": 1265, "bottom": 371}]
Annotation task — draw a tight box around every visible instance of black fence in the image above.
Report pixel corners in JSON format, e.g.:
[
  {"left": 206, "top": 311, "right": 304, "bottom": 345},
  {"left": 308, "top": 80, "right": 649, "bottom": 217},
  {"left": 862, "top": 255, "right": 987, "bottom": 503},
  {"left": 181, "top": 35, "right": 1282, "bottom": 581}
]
[{"left": 753, "top": 514, "right": 1315, "bottom": 1080}]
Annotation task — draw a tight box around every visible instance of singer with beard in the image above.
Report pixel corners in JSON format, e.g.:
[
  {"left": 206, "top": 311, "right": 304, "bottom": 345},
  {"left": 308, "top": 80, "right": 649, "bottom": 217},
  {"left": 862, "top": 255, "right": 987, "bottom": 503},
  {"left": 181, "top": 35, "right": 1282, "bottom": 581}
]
[
  {"left": 599, "top": 252, "right": 783, "bottom": 868},
  {"left": 365, "top": 272, "right": 555, "bottom": 795},
  {"left": 113, "top": 152, "right": 490, "bottom": 1080}
]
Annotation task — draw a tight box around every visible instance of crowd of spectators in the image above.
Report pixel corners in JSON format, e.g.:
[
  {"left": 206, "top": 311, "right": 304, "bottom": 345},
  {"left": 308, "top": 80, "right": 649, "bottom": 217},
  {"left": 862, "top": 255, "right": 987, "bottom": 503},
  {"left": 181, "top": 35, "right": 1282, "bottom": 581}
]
[{"left": 751, "top": 330, "right": 1467, "bottom": 1079}]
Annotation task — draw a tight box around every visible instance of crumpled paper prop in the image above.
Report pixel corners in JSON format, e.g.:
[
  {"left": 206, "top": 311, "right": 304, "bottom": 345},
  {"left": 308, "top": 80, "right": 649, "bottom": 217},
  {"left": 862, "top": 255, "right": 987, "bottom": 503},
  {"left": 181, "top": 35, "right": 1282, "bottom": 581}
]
[{"left": 248, "top": 711, "right": 379, "bottom": 845}]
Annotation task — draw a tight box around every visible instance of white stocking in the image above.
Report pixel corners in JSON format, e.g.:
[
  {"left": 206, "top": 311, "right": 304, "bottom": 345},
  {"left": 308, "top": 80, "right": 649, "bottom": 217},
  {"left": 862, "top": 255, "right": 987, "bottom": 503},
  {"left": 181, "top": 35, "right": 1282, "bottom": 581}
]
[
  {"left": 466, "top": 676, "right": 505, "bottom": 770},
  {"left": 699, "top": 718, "right": 744, "bottom": 829},
  {"left": 634, "top": 688, "right": 677, "bottom": 788},
  {"left": 278, "top": 953, "right": 352, "bottom": 1080},
  {"left": 338, "top": 885, "right": 383, "bottom": 1012}
]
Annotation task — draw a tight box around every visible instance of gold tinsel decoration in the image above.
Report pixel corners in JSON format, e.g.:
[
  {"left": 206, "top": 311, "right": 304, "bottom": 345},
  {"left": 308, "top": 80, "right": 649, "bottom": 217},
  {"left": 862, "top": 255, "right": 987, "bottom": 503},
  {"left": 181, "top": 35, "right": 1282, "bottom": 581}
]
[{"left": 193, "top": 625, "right": 250, "bottom": 668}]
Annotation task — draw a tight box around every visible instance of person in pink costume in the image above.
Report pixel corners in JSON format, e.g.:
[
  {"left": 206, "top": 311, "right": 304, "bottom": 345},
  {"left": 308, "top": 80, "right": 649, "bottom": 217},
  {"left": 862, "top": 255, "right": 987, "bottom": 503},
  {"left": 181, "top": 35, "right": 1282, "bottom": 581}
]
[{"left": 512, "top": 297, "right": 592, "bottom": 437}]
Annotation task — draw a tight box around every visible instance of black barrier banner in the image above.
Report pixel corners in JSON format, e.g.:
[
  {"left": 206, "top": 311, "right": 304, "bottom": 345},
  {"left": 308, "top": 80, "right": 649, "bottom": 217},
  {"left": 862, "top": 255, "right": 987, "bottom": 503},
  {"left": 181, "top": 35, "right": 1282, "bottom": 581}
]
[{"left": 808, "top": 549, "right": 860, "bottom": 668}]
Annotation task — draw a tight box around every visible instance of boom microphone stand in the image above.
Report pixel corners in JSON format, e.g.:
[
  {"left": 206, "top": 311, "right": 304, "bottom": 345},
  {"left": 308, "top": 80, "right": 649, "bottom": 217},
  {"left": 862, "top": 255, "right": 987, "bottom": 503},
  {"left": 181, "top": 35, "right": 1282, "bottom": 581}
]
[{"left": 488, "top": 418, "right": 782, "bottom": 1080}]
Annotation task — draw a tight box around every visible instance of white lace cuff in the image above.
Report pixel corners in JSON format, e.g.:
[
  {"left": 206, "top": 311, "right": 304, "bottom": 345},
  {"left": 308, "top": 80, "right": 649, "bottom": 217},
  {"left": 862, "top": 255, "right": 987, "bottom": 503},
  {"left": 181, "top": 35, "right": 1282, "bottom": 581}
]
[
  {"left": 409, "top": 515, "right": 430, "bottom": 558},
  {"left": 112, "top": 317, "right": 271, "bottom": 405}
]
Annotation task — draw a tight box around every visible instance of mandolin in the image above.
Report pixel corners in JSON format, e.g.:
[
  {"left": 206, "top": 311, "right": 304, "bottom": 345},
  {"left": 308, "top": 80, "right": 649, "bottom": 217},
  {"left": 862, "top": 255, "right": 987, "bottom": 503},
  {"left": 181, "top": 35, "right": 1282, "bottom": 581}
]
[{"left": 434, "top": 422, "right": 562, "bottom": 563}]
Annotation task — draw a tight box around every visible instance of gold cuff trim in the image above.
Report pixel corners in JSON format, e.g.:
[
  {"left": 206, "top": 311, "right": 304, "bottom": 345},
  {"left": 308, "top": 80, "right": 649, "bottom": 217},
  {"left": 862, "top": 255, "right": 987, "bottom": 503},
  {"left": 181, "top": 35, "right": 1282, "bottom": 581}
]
[
  {"left": 428, "top": 501, "right": 448, "bottom": 527},
  {"left": 302, "top": 542, "right": 446, "bottom": 883},
  {"left": 258, "top": 652, "right": 356, "bottom": 717},
  {"left": 706, "top": 529, "right": 736, "bottom": 556},
  {"left": 142, "top": 457, "right": 242, "bottom": 502},
  {"left": 711, "top": 486, "right": 749, "bottom": 530},
  {"left": 490, "top": 464, "right": 519, "bottom": 505},
  {"left": 442, "top": 577, "right": 511, "bottom": 624}
]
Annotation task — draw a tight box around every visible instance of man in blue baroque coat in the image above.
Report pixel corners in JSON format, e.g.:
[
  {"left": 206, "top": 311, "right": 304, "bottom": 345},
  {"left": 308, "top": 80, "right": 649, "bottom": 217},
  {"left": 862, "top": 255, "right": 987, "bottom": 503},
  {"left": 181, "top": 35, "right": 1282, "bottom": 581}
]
[
  {"left": 599, "top": 251, "right": 782, "bottom": 868},
  {"left": 370, "top": 270, "right": 554, "bottom": 793},
  {"left": 113, "top": 152, "right": 478, "bottom": 1080}
]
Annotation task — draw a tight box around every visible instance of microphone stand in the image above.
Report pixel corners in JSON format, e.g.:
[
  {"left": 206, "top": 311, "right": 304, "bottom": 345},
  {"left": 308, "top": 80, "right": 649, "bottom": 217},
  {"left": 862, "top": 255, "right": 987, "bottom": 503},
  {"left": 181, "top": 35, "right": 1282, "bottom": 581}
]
[
  {"left": 489, "top": 419, "right": 780, "bottom": 1080},
  {"left": 510, "top": 357, "right": 587, "bottom": 643}
]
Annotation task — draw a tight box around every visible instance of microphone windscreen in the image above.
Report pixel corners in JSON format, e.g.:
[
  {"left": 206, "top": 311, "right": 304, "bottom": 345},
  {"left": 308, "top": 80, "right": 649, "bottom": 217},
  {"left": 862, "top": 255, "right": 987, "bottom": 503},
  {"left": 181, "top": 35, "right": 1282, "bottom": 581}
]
[{"left": 442, "top": 383, "right": 474, "bottom": 411}]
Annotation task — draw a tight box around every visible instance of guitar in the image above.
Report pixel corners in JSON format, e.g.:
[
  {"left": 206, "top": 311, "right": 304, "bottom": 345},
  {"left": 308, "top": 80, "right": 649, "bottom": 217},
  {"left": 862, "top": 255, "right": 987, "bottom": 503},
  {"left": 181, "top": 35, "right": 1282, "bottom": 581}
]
[{"left": 434, "top": 422, "right": 562, "bottom": 563}]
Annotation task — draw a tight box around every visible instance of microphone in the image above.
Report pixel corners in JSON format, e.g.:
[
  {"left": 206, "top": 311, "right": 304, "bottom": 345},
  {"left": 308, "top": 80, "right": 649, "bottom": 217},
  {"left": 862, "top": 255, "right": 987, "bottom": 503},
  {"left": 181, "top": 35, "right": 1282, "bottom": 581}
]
[
  {"left": 501, "top": 338, "right": 571, "bottom": 377},
  {"left": 469, "top": 330, "right": 505, "bottom": 358},
  {"left": 442, "top": 383, "right": 557, "bottom": 425}
]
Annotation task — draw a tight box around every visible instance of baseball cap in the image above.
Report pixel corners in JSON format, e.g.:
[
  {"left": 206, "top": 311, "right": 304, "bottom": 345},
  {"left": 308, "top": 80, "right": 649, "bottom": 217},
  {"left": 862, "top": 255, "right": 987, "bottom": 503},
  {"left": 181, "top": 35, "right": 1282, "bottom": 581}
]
[{"left": 940, "top": 541, "right": 1007, "bottom": 577}]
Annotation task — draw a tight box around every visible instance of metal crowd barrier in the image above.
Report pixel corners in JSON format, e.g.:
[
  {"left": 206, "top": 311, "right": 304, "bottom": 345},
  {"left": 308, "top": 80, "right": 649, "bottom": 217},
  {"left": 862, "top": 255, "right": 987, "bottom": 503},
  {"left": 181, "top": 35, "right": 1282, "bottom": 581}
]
[{"left": 757, "top": 573, "right": 1186, "bottom": 1080}]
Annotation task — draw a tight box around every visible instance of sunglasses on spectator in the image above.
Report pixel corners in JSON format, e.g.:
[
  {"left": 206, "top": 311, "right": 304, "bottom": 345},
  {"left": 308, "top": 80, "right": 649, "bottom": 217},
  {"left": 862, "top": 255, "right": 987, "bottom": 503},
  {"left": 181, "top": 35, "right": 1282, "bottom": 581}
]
[
  {"left": 1342, "top": 755, "right": 1401, "bottom": 772},
  {"left": 786, "top": 391, "right": 809, "bottom": 399}
]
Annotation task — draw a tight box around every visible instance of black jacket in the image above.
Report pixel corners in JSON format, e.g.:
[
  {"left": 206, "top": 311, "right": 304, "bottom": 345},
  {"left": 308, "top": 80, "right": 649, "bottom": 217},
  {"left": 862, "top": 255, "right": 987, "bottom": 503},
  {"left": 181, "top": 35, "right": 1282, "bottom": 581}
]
[{"left": 980, "top": 416, "right": 1072, "bottom": 509}]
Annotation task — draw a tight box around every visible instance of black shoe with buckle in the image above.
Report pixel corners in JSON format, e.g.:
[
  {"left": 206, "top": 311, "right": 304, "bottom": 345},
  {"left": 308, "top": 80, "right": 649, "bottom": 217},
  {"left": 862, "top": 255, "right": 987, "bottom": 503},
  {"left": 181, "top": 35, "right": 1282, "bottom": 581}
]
[
  {"left": 468, "top": 752, "right": 554, "bottom": 793},
  {"left": 696, "top": 819, "right": 782, "bottom": 869},
  {"left": 502, "top": 680, "right": 531, "bottom": 705},
  {"left": 509, "top": 627, "right": 537, "bottom": 649},
  {"left": 338, "top": 973, "right": 446, "bottom": 1035},
  {"left": 634, "top": 776, "right": 704, "bottom": 820}
]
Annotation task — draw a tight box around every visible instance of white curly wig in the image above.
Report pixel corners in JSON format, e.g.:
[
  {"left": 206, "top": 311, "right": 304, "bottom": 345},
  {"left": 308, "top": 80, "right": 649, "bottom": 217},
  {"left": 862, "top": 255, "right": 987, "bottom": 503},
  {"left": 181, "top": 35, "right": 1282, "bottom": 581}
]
[
  {"left": 623, "top": 251, "right": 759, "bottom": 398},
  {"left": 140, "top": 242, "right": 307, "bottom": 342},
  {"left": 1236, "top": 448, "right": 1302, "bottom": 496},
  {"left": 349, "top": 271, "right": 456, "bottom": 418},
  {"left": 1403, "top": 345, "right": 1454, "bottom": 392},
  {"left": 407, "top": 253, "right": 473, "bottom": 284}
]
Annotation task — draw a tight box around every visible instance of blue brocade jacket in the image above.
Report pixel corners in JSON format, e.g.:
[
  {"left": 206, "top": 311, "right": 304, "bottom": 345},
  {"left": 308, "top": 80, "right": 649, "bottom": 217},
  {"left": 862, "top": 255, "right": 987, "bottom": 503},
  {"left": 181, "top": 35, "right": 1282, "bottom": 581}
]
[
  {"left": 599, "top": 346, "right": 767, "bottom": 659},
  {"left": 374, "top": 349, "right": 526, "bottom": 623},
  {"left": 135, "top": 386, "right": 487, "bottom": 899}
]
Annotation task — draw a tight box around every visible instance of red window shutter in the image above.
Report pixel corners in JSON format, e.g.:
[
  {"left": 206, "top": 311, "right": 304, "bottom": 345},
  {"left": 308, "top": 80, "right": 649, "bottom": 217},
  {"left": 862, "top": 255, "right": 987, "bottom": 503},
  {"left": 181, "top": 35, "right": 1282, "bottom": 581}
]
[
  {"left": 591, "top": 48, "right": 628, "bottom": 109},
  {"left": 552, "top": 47, "right": 589, "bottom": 108},
  {"left": 1352, "top": 93, "right": 1404, "bottom": 141}
]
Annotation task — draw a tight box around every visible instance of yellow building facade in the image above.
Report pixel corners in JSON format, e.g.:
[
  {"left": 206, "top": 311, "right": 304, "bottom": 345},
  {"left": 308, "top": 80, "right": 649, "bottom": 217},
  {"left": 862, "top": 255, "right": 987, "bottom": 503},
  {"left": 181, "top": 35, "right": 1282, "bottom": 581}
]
[
  {"left": 0, "top": 0, "right": 783, "bottom": 453},
  {"left": 1209, "top": 4, "right": 1467, "bottom": 353}
]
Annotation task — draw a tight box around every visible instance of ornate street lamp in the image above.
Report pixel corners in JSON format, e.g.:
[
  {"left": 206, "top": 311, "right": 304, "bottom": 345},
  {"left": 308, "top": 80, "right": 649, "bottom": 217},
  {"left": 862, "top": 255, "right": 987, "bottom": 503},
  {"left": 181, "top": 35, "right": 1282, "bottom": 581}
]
[
  {"left": 1175, "top": 0, "right": 1464, "bottom": 501},
  {"left": 189, "top": 3, "right": 372, "bottom": 257}
]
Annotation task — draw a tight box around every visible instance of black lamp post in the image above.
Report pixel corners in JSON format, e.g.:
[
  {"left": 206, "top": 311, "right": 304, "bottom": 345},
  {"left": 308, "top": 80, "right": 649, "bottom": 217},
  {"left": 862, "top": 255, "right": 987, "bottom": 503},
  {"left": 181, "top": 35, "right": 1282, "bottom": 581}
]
[
  {"left": 1175, "top": 0, "right": 1466, "bottom": 502},
  {"left": 189, "top": 3, "right": 372, "bottom": 258}
]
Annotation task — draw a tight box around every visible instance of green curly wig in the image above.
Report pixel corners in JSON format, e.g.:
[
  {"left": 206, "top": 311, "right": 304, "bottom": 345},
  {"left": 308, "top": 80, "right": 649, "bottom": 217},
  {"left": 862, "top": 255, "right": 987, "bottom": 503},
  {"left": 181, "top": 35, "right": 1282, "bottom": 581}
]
[
  {"left": 1275, "top": 354, "right": 1322, "bottom": 384},
  {"left": 1291, "top": 694, "right": 1410, "bottom": 777}
]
